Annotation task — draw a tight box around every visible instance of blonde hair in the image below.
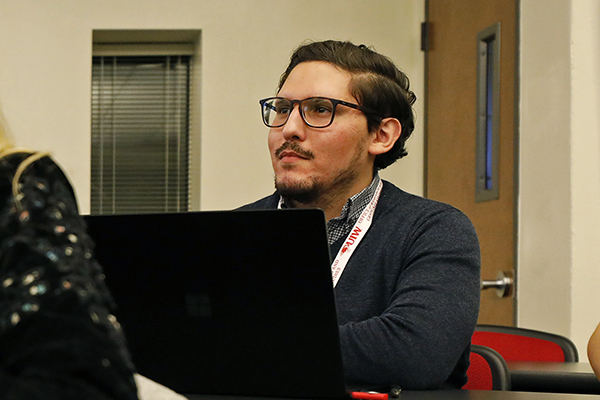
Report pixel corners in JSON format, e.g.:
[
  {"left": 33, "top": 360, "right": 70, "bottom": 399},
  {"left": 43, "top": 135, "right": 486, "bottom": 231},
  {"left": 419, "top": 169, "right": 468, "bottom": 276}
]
[{"left": 0, "top": 110, "right": 50, "bottom": 207}]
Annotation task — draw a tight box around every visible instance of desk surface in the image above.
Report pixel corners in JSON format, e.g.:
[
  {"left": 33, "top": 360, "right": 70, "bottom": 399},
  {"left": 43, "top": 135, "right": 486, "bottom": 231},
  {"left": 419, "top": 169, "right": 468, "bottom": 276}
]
[
  {"left": 399, "top": 390, "right": 600, "bottom": 399},
  {"left": 184, "top": 363, "right": 600, "bottom": 400},
  {"left": 507, "top": 362, "right": 600, "bottom": 395},
  {"left": 187, "top": 390, "right": 600, "bottom": 400},
  {"left": 508, "top": 362, "right": 595, "bottom": 374},
  {"left": 181, "top": 363, "right": 600, "bottom": 400}
]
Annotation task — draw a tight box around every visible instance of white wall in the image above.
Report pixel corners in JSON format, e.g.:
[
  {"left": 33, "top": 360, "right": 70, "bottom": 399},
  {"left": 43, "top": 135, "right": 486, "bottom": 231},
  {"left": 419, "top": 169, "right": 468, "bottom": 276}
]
[
  {"left": 569, "top": 0, "right": 600, "bottom": 360},
  {"left": 0, "top": 0, "right": 425, "bottom": 215},
  {"left": 519, "top": 0, "right": 600, "bottom": 359},
  {"left": 518, "top": 0, "right": 573, "bottom": 339}
]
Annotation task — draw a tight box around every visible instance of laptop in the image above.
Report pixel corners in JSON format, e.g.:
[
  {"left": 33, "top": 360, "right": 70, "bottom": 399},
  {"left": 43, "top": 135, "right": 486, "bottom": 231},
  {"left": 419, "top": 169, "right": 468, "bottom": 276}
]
[{"left": 84, "top": 209, "right": 349, "bottom": 399}]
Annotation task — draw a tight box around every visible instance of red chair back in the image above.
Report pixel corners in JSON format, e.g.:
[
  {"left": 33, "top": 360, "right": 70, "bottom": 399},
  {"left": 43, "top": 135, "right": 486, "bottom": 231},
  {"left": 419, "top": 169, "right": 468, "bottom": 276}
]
[
  {"left": 464, "top": 351, "right": 494, "bottom": 390},
  {"left": 464, "top": 345, "right": 511, "bottom": 390},
  {"left": 472, "top": 325, "right": 578, "bottom": 362}
]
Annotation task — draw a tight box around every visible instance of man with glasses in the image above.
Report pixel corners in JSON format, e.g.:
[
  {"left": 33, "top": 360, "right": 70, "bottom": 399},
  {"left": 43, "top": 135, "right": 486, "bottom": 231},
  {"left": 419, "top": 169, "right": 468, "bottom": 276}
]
[{"left": 242, "top": 40, "right": 480, "bottom": 391}]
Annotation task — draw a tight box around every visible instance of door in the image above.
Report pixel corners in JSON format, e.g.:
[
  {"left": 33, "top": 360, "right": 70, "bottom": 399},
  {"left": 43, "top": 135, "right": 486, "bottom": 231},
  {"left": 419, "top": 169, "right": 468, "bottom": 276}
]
[{"left": 425, "top": 0, "right": 517, "bottom": 325}]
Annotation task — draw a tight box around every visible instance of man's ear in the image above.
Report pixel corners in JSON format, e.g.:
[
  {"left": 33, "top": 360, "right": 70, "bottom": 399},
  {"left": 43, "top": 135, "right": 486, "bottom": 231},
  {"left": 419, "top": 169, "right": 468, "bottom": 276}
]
[{"left": 368, "top": 118, "right": 402, "bottom": 156}]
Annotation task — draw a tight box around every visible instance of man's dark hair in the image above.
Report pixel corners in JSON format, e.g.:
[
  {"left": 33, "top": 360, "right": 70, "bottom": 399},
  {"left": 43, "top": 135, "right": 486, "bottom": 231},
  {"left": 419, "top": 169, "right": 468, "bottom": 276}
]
[{"left": 278, "top": 40, "right": 416, "bottom": 170}]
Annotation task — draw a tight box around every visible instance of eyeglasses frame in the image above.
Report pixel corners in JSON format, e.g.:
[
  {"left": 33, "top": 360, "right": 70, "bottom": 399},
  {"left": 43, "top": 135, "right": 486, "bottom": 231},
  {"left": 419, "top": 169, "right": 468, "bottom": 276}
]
[{"left": 259, "top": 96, "right": 378, "bottom": 129}]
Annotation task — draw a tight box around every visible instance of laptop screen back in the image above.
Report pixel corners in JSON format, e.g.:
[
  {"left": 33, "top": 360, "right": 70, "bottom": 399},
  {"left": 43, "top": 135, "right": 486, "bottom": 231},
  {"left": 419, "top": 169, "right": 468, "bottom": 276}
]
[{"left": 85, "top": 209, "right": 348, "bottom": 398}]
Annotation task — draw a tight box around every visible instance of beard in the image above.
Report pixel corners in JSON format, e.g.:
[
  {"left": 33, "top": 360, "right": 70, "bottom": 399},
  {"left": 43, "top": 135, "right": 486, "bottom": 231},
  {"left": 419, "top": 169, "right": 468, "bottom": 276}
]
[{"left": 274, "top": 141, "right": 365, "bottom": 207}]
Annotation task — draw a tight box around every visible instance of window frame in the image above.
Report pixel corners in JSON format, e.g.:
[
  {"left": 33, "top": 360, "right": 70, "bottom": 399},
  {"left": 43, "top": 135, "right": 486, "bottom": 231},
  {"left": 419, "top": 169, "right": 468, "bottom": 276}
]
[{"left": 91, "top": 30, "right": 202, "bottom": 214}]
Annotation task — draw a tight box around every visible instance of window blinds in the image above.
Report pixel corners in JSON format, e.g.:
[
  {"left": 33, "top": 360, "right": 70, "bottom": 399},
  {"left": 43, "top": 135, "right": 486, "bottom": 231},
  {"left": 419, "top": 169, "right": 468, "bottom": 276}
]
[{"left": 91, "top": 55, "right": 191, "bottom": 215}]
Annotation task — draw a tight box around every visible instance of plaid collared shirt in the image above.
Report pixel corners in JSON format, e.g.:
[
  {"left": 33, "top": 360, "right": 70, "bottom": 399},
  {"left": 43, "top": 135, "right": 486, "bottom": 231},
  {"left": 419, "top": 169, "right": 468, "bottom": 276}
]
[{"left": 279, "top": 174, "right": 382, "bottom": 245}]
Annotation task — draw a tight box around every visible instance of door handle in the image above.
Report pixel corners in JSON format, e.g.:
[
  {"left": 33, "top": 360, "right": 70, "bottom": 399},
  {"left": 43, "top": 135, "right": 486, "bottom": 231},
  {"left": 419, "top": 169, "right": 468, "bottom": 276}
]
[{"left": 481, "top": 270, "right": 514, "bottom": 298}]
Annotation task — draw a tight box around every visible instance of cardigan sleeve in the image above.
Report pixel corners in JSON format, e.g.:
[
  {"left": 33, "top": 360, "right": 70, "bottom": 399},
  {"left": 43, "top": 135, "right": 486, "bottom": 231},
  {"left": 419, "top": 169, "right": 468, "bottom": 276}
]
[
  {"left": 337, "top": 205, "right": 481, "bottom": 390},
  {"left": 0, "top": 154, "right": 139, "bottom": 400}
]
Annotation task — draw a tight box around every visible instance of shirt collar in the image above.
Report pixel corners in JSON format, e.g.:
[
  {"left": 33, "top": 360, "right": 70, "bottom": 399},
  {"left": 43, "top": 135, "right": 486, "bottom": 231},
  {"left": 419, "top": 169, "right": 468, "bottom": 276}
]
[{"left": 333, "top": 173, "right": 381, "bottom": 225}]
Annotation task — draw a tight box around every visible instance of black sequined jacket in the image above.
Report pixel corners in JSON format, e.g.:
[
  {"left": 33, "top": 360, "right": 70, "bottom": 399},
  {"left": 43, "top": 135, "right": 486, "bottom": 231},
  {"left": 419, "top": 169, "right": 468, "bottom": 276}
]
[{"left": 0, "top": 153, "right": 138, "bottom": 399}]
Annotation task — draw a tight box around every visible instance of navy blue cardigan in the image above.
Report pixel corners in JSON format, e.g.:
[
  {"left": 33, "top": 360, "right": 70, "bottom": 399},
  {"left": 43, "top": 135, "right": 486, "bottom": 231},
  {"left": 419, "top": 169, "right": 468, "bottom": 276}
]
[{"left": 240, "top": 180, "right": 481, "bottom": 390}]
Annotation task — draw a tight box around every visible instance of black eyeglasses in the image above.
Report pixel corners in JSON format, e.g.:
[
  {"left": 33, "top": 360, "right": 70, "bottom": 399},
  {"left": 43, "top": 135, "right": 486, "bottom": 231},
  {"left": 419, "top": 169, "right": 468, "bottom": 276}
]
[{"left": 259, "top": 96, "right": 376, "bottom": 128}]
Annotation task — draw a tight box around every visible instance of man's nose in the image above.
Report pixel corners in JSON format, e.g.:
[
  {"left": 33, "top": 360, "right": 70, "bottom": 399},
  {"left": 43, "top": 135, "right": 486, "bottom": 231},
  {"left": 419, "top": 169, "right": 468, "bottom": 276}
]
[{"left": 281, "top": 104, "right": 306, "bottom": 141}]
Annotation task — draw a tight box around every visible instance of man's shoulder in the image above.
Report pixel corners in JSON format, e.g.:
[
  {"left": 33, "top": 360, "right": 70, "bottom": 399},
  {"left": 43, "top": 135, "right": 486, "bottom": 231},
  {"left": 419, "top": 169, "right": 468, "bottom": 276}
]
[
  {"left": 380, "top": 180, "right": 449, "bottom": 210},
  {"left": 379, "top": 180, "right": 473, "bottom": 223},
  {"left": 237, "top": 192, "right": 279, "bottom": 210}
]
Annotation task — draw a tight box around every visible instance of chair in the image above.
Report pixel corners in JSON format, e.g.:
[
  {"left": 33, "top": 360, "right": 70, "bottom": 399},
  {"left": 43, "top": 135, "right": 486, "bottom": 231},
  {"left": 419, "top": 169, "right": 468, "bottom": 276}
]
[
  {"left": 464, "top": 345, "right": 511, "bottom": 390},
  {"left": 472, "top": 325, "right": 579, "bottom": 362}
]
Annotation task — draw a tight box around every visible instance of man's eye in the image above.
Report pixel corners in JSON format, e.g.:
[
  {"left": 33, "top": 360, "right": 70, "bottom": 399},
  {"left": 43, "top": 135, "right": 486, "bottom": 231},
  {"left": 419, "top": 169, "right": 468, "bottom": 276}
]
[
  {"left": 274, "top": 102, "right": 291, "bottom": 114},
  {"left": 310, "top": 106, "right": 333, "bottom": 115},
  {"left": 315, "top": 106, "right": 331, "bottom": 114},
  {"left": 306, "top": 100, "right": 333, "bottom": 114}
]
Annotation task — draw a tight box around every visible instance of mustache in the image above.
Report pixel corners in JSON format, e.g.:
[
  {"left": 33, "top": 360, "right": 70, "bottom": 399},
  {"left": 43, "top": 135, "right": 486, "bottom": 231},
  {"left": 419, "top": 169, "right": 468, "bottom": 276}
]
[{"left": 275, "top": 142, "right": 315, "bottom": 159}]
